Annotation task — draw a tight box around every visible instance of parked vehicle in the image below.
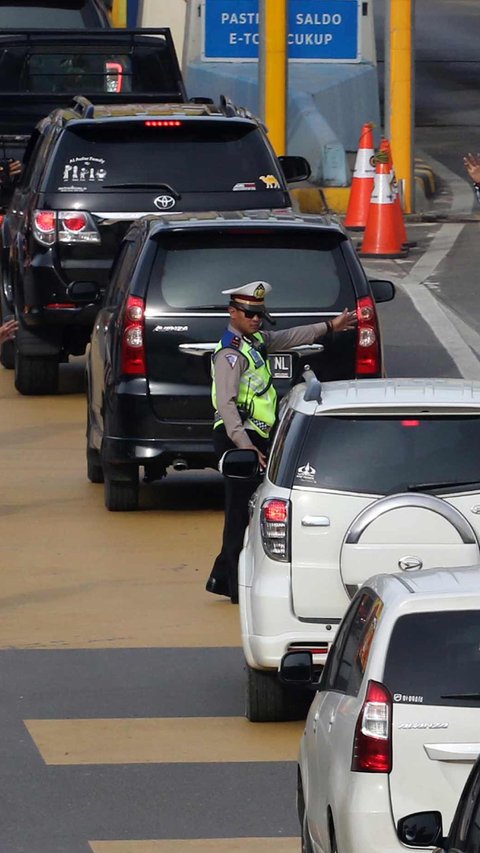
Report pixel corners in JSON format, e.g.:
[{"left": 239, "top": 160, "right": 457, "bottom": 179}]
[
  {"left": 280, "top": 566, "right": 480, "bottom": 853},
  {"left": 221, "top": 376, "right": 480, "bottom": 721},
  {"left": 2, "top": 100, "right": 309, "bottom": 395},
  {"left": 0, "top": 0, "right": 111, "bottom": 29},
  {"left": 398, "top": 752, "right": 480, "bottom": 851},
  {"left": 85, "top": 210, "right": 394, "bottom": 511}
]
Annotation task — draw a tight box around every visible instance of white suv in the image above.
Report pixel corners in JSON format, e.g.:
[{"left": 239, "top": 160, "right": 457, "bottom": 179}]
[
  {"left": 228, "top": 377, "right": 480, "bottom": 721},
  {"left": 280, "top": 566, "right": 480, "bottom": 853}
]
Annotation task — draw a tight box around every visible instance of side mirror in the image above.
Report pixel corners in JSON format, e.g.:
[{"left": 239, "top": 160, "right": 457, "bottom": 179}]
[
  {"left": 66, "top": 281, "right": 101, "bottom": 304},
  {"left": 370, "top": 279, "right": 396, "bottom": 303},
  {"left": 279, "top": 651, "right": 315, "bottom": 685},
  {"left": 219, "top": 448, "right": 259, "bottom": 479},
  {"left": 397, "top": 812, "right": 444, "bottom": 847},
  {"left": 279, "top": 155, "right": 312, "bottom": 183}
]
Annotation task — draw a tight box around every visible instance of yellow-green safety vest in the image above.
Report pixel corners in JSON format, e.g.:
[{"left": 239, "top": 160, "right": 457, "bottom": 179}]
[{"left": 211, "top": 330, "right": 277, "bottom": 438}]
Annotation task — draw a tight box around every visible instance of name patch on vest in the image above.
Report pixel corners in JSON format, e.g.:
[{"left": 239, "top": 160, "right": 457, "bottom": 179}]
[{"left": 249, "top": 347, "right": 264, "bottom": 368}]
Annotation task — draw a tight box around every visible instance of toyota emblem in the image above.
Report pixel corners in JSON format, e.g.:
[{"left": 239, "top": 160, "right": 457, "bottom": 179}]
[{"left": 154, "top": 194, "right": 176, "bottom": 210}]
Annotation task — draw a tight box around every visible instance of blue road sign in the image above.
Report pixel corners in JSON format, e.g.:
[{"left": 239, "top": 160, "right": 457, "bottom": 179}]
[{"left": 203, "top": 0, "right": 360, "bottom": 62}]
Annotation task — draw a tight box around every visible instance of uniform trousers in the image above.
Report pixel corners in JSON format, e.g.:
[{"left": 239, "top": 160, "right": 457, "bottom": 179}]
[{"left": 209, "top": 425, "right": 269, "bottom": 602}]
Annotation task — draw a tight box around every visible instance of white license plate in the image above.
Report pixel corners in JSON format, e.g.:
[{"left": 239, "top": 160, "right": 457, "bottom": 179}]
[{"left": 269, "top": 353, "right": 292, "bottom": 379}]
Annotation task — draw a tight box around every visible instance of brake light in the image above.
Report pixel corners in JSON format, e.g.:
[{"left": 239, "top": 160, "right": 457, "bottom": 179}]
[
  {"left": 61, "top": 213, "right": 87, "bottom": 232},
  {"left": 260, "top": 498, "right": 290, "bottom": 561},
  {"left": 121, "top": 295, "right": 146, "bottom": 375},
  {"left": 105, "top": 60, "right": 124, "bottom": 93},
  {"left": 58, "top": 211, "right": 100, "bottom": 244},
  {"left": 144, "top": 120, "right": 182, "bottom": 127},
  {"left": 351, "top": 680, "right": 392, "bottom": 773},
  {"left": 33, "top": 210, "right": 56, "bottom": 245},
  {"left": 355, "top": 295, "right": 380, "bottom": 375},
  {"left": 402, "top": 419, "right": 420, "bottom": 427}
]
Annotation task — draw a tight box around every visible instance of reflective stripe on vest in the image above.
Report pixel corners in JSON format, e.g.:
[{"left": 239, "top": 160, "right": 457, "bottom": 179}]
[{"left": 211, "top": 330, "right": 277, "bottom": 438}]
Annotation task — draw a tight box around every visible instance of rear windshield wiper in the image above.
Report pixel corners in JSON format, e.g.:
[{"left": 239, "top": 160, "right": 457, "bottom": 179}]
[
  {"left": 187, "top": 305, "right": 227, "bottom": 310},
  {"left": 440, "top": 693, "right": 480, "bottom": 700},
  {"left": 406, "top": 479, "right": 480, "bottom": 492},
  {"left": 102, "top": 183, "right": 180, "bottom": 195}
]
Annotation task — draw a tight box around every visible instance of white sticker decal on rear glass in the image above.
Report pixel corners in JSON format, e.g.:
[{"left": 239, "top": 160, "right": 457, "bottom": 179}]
[
  {"left": 260, "top": 174, "right": 280, "bottom": 189},
  {"left": 296, "top": 463, "right": 316, "bottom": 482},
  {"left": 233, "top": 182, "right": 257, "bottom": 191},
  {"left": 61, "top": 157, "right": 107, "bottom": 185}
]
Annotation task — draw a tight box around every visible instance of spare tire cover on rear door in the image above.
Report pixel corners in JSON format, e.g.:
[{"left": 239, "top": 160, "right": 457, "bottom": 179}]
[{"left": 340, "top": 492, "right": 480, "bottom": 598}]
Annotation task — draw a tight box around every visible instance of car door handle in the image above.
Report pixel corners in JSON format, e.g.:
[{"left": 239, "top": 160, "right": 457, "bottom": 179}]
[
  {"left": 313, "top": 710, "right": 320, "bottom": 734},
  {"left": 302, "top": 516, "right": 330, "bottom": 527},
  {"left": 328, "top": 712, "right": 335, "bottom": 732}
]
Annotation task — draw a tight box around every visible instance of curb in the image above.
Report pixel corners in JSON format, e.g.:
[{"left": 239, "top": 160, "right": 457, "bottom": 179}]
[{"left": 293, "top": 160, "right": 439, "bottom": 215}]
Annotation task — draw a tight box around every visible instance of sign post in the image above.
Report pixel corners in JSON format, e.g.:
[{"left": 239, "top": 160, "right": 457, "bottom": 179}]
[{"left": 259, "top": 0, "right": 287, "bottom": 155}]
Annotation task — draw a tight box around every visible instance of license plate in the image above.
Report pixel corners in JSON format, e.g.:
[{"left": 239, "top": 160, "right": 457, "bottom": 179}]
[{"left": 269, "top": 353, "right": 292, "bottom": 379}]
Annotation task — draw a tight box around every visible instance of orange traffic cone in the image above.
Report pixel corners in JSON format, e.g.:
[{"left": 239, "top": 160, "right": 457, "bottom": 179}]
[
  {"left": 379, "top": 137, "right": 408, "bottom": 247},
  {"left": 359, "top": 153, "right": 408, "bottom": 258},
  {"left": 344, "top": 122, "right": 376, "bottom": 230}
]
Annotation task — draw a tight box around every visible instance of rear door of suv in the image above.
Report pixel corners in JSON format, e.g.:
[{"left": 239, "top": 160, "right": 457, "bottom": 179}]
[
  {"left": 383, "top": 604, "right": 480, "bottom": 833},
  {"left": 39, "top": 118, "right": 291, "bottom": 288},
  {"left": 288, "top": 413, "right": 480, "bottom": 619},
  {"left": 141, "top": 223, "right": 360, "bottom": 432}
]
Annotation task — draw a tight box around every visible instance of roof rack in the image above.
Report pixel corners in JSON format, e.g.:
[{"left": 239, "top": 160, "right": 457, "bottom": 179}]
[
  {"left": 70, "top": 95, "right": 95, "bottom": 119},
  {"left": 303, "top": 368, "right": 323, "bottom": 403}
]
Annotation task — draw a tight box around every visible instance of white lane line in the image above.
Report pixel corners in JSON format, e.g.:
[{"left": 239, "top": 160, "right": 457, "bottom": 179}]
[{"left": 392, "top": 223, "right": 480, "bottom": 378}]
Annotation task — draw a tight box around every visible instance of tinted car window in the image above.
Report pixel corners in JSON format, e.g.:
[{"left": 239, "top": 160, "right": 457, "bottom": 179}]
[
  {"left": 149, "top": 231, "right": 352, "bottom": 311},
  {"left": 330, "top": 594, "right": 382, "bottom": 696},
  {"left": 45, "top": 123, "right": 284, "bottom": 194},
  {"left": 293, "top": 416, "right": 480, "bottom": 494},
  {"left": 384, "top": 610, "right": 480, "bottom": 707},
  {"left": 0, "top": 1, "right": 102, "bottom": 27}
]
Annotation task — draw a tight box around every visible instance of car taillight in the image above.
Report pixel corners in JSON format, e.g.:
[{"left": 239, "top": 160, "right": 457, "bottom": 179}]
[
  {"left": 58, "top": 211, "right": 100, "bottom": 244},
  {"left": 352, "top": 680, "right": 392, "bottom": 773},
  {"left": 105, "top": 60, "right": 124, "bottom": 93},
  {"left": 144, "top": 120, "right": 182, "bottom": 127},
  {"left": 355, "top": 295, "right": 380, "bottom": 376},
  {"left": 121, "top": 295, "right": 146, "bottom": 376},
  {"left": 260, "top": 498, "right": 290, "bottom": 561},
  {"left": 33, "top": 210, "right": 56, "bottom": 245}
]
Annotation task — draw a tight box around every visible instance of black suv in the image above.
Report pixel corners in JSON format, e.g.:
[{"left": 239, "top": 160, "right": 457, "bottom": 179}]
[
  {"left": 0, "top": 0, "right": 111, "bottom": 28},
  {"left": 86, "top": 210, "right": 395, "bottom": 511},
  {"left": 1, "top": 97, "right": 310, "bottom": 395}
]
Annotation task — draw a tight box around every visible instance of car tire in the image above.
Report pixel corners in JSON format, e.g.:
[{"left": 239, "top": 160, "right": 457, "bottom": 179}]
[
  {"left": 14, "top": 351, "right": 58, "bottom": 395},
  {"left": 330, "top": 822, "right": 338, "bottom": 853},
  {"left": 104, "top": 469, "right": 139, "bottom": 511},
  {"left": 87, "top": 446, "right": 104, "bottom": 484},
  {"left": 245, "top": 664, "right": 312, "bottom": 722},
  {"left": 0, "top": 290, "right": 14, "bottom": 370}
]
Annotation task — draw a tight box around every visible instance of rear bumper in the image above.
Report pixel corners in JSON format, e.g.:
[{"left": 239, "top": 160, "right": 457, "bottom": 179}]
[
  {"left": 239, "top": 552, "right": 339, "bottom": 670},
  {"left": 102, "top": 436, "right": 216, "bottom": 470}
]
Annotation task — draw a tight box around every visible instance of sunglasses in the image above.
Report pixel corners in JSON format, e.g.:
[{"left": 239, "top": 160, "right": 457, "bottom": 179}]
[{"left": 237, "top": 307, "right": 263, "bottom": 319}]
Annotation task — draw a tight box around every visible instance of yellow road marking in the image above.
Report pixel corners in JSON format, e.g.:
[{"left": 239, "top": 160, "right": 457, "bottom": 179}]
[
  {"left": 90, "top": 841, "right": 299, "bottom": 852},
  {"left": 26, "top": 717, "right": 304, "bottom": 764}
]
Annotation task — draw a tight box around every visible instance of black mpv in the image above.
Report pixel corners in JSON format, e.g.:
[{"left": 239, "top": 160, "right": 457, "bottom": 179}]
[
  {"left": 86, "top": 210, "right": 395, "bottom": 511},
  {"left": 1, "top": 97, "right": 309, "bottom": 395}
]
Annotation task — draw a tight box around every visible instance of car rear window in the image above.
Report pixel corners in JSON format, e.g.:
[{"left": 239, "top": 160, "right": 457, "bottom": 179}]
[
  {"left": 45, "top": 123, "right": 284, "bottom": 194},
  {"left": 292, "top": 415, "right": 480, "bottom": 493},
  {"left": 0, "top": 1, "right": 101, "bottom": 27},
  {"left": 0, "top": 42, "right": 176, "bottom": 95},
  {"left": 148, "top": 231, "right": 352, "bottom": 311},
  {"left": 384, "top": 610, "right": 480, "bottom": 707}
]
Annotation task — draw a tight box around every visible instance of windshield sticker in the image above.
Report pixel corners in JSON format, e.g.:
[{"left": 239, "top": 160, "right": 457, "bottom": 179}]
[
  {"left": 58, "top": 185, "right": 87, "bottom": 193},
  {"left": 393, "top": 693, "right": 424, "bottom": 704},
  {"left": 61, "top": 157, "right": 107, "bottom": 184},
  {"left": 233, "top": 182, "right": 257, "bottom": 191},
  {"left": 296, "top": 462, "right": 316, "bottom": 482},
  {"left": 260, "top": 174, "right": 281, "bottom": 189}
]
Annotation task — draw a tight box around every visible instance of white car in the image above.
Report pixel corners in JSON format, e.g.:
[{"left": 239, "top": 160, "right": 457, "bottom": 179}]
[
  {"left": 229, "top": 377, "right": 480, "bottom": 721},
  {"left": 280, "top": 565, "right": 480, "bottom": 853}
]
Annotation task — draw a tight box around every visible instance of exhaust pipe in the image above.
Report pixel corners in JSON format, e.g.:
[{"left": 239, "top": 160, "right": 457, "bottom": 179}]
[{"left": 172, "top": 457, "right": 188, "bottom": 472}]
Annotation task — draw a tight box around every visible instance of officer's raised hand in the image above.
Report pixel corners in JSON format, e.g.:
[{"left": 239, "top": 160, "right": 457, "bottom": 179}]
[{"left": 332, "top": 308, "right": 358, "bottom": 333}]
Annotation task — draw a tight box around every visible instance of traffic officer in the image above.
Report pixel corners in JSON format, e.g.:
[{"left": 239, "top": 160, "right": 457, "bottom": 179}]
[{"left": 206, "top": 280, "right": 357, "bottom": 603}]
